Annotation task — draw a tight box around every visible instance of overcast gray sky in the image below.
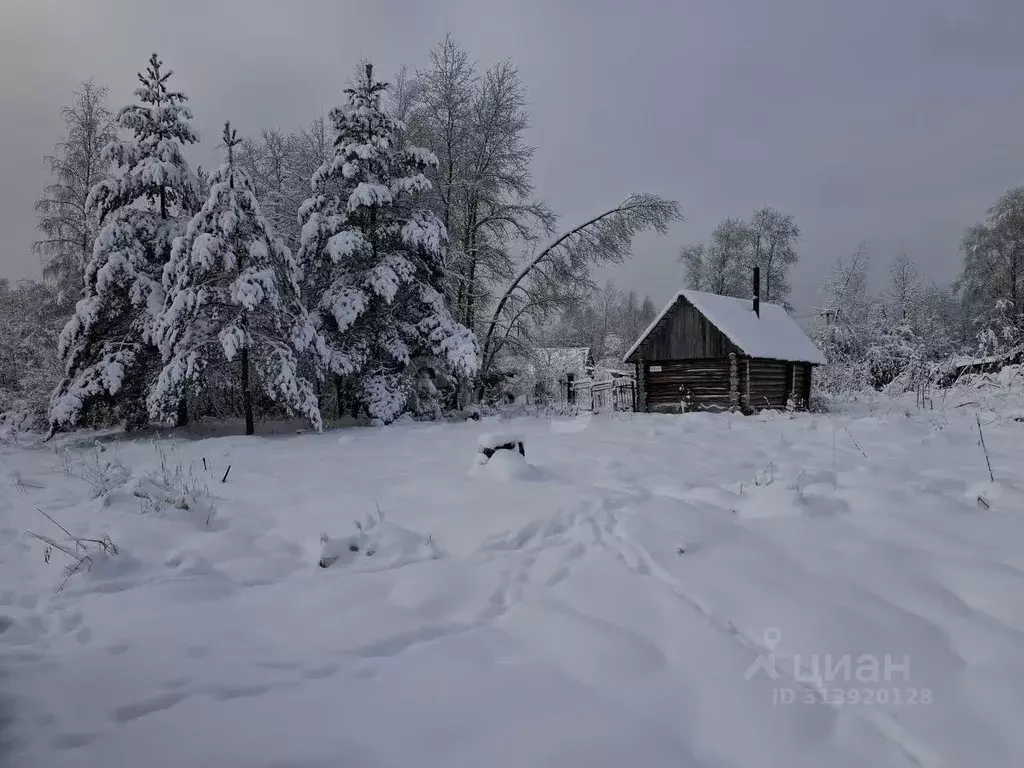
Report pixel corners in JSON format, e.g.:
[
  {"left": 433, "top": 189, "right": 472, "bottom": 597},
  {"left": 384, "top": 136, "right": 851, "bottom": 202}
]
[{"left": 3, "top": 0, "right": 1024, "bottom": 315}]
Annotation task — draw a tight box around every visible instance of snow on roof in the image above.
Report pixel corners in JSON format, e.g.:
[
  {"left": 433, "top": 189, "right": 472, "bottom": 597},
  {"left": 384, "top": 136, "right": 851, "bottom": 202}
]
[
  {"left": 623, "top": 290, "right": 825, "bottom": 364},
  {"left": 532, "top": 347, "right": 593, "bottom": 374}
]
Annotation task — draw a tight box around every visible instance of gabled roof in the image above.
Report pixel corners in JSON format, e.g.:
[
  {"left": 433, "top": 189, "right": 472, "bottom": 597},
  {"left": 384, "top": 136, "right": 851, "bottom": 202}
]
[{"left": 623, "top": 290, "right": 825, "bottom": 365}]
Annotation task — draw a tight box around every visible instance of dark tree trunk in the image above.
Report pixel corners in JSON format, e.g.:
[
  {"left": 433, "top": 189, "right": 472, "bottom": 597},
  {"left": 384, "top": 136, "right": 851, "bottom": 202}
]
[
  {"left": 450, "top": 379, "right": 462, "bottom": 411},
  {"left": 241, "top": 346, "right": 254, "bottom": 436},
  {"left": 335, "top": 376, "right": 345, "bottom": 420},
  {"left": 465, "top": 257, "right": 478, "bottom": 333},
  {"left": 175, "top": 397, "right": 188, "bottom": 428},
  {"left": 455, "top": 282, "right": 465, "bottom": 331}
]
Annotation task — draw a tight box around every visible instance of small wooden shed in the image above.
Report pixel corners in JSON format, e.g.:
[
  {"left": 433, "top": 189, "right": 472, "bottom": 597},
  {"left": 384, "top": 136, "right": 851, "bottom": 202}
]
[{"left": 622, "top": 286, "right": 825, "bottom": 413}]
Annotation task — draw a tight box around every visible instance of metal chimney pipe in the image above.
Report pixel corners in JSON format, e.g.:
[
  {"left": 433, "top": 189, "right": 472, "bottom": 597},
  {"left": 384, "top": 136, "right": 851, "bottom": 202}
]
[{"left": 753, "top": 266, "right": 761, "bottom": 317}]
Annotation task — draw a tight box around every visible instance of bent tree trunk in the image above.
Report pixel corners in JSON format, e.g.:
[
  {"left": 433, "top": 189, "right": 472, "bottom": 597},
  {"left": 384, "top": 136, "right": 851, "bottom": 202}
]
[{"left": 477, "top": 195, "right": 681, "bottom": 396}]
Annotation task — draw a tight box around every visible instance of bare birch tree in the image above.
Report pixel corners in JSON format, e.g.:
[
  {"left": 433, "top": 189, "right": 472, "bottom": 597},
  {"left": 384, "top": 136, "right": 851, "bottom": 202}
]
[
  {"left": 33, "top": 80, "right": 116, "bottom": 305},
  {"left": 749, "top": 206, "right": 800, "bottom": 306},
  {"left": 679, "top": 218, "right": 750, "bottom": 297},
  {"left": 412, "top": 36, "right": 556, "bottom": 336},
  {"left": 958, "top": 188, "right": 1024, "bottom": 346}
]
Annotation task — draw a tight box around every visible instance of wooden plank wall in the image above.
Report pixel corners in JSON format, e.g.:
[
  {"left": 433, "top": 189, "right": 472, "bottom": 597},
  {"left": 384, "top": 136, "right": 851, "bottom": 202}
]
[
  {"left": 645, "top": 359, "right": 733, "bottom": 410},
  {"left": 636, "top": 299, "right": 740, "bottom": 361}
]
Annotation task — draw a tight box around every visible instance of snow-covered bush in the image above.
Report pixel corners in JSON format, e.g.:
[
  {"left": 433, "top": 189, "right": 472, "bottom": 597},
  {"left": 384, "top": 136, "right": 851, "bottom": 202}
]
[
  {"left": 76, "top": 445, "right": 130, "bottom": 499},
  {"left": 405, "top": 358, "right": 456, "bottom": 419},
  {"left": 0, "top": 280, "right": 64, "bottom": 433},
  {"left": 318, "top": 509, "right": 440, "bottom": 568},
  {"left": 132, "top": 441, "right": 214, "bottom": 524},
  {"left": 811, "top": 246, "right": 963, "bottom": 400}
]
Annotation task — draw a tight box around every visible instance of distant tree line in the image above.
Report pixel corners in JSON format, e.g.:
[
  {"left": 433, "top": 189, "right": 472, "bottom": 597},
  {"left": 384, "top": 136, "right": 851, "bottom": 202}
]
[
  {"left": 677, "top": 194, "right": 1023, "bottom": 398},
  {"left": 544, "top": 282, "right": 658, "bottom": 368}
]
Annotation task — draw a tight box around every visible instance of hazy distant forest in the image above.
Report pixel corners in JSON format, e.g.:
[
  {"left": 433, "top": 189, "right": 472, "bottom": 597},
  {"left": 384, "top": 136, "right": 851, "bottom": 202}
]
[{"left": 2, "top": 36, "right": 1021, "bottom": 433}]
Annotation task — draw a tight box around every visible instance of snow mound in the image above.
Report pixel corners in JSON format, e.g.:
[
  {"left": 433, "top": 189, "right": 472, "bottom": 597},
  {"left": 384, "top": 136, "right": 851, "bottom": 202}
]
[
  {"left": 318, "top": 516, "right": 440, "bottom": 570},
  {"left": 477, "top": 430, "right": 525, "bottom": 452},
  {"left": 469, "top": 446, "right": 541, "bottom": 481},
  {"left": 968, "top": 479, "right": 1024, "bottom": 512},
  {"left": 123, "top": 474, "right": 216, "bottom": 527}
]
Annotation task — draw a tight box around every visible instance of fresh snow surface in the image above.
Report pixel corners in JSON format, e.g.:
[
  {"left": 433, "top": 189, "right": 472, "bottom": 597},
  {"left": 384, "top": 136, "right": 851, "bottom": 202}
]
[
  {"left": 3, "top": 400, "right": 1024, "bottom": 767},
  {"left": 624, "top": 290, "right": 826, "bottom": 364}
]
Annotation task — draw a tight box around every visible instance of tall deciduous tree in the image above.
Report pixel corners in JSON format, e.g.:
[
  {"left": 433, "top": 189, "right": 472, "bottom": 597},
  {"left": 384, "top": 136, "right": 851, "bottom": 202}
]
[
  {"left": 238, "top": 129, "right": 301, "bottom": 251},
  {"left": 679, "top": 218, "right": 751, "bottom": 297},
  {"left": 680, "top": 208, "right": 800, "bottom": 305},
  {"left": 33, "top": 80, "right": 116, "bottom": 305},
  {"left": 410, "top": 36, "right": 556, "bottom": 334},
  {"left": 151, "top": 123, "right": 322, "bottom": 434},
  {"left": 295, "top": 62, "right": 477, "bottom": 423},
  {"left": 49, "top": 53, "right": 199, "bottom": 431},
  {"left": 749, "top": 206, "right": 800, "bottom": 306},
  {"left": 959, "top": 188, "right": 1024, "bottom": 349},
  {"left": 812, "top": 243, "right": 873, "bottom": 393}
]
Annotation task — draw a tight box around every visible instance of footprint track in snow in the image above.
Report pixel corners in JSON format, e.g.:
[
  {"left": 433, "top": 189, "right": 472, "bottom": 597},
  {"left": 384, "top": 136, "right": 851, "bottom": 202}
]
[
  {"left": 477, "top": 510, "right": 600, "bottom": 622},
  {"left": 348, "top": 623, "right": 469, "bottom": 659}
]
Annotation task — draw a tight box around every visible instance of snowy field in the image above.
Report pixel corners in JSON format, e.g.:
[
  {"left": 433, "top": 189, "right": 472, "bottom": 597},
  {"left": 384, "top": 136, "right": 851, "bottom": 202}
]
[{"left": 2, "top": 391, "right": 1024, "bottom": 767}]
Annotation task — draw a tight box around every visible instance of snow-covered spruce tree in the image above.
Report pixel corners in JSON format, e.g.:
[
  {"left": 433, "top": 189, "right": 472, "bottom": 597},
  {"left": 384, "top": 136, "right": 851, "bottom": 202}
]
[
  {"left": 150, "top": 123, "right": 323, "bottom": 435},
  {"left": 49, "top": 54, "right": 199, "bottom": 432},
  {"left": 296, "top": 63, "right": 478, "bottom": 423}
]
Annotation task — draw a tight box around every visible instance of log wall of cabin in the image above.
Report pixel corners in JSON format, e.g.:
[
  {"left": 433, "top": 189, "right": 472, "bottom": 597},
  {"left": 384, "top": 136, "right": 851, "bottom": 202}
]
[
  {"left": 644, "top": 359, "right": 734, "bottom": 411},
  {"left": 745, "top": 359, "right": 790, "bottom": 410},
  {"left": 791, "top": 363, "right": 808, "bottom": 407},
  {"left": 643, "top": 358, "right": 814, "bottom": 412}
]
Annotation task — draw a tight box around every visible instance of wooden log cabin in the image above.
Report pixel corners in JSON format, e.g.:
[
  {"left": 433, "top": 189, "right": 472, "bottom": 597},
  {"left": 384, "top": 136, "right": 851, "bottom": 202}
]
[{"left": 623, "top": 272, "right": 825, "bottom": 413}]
